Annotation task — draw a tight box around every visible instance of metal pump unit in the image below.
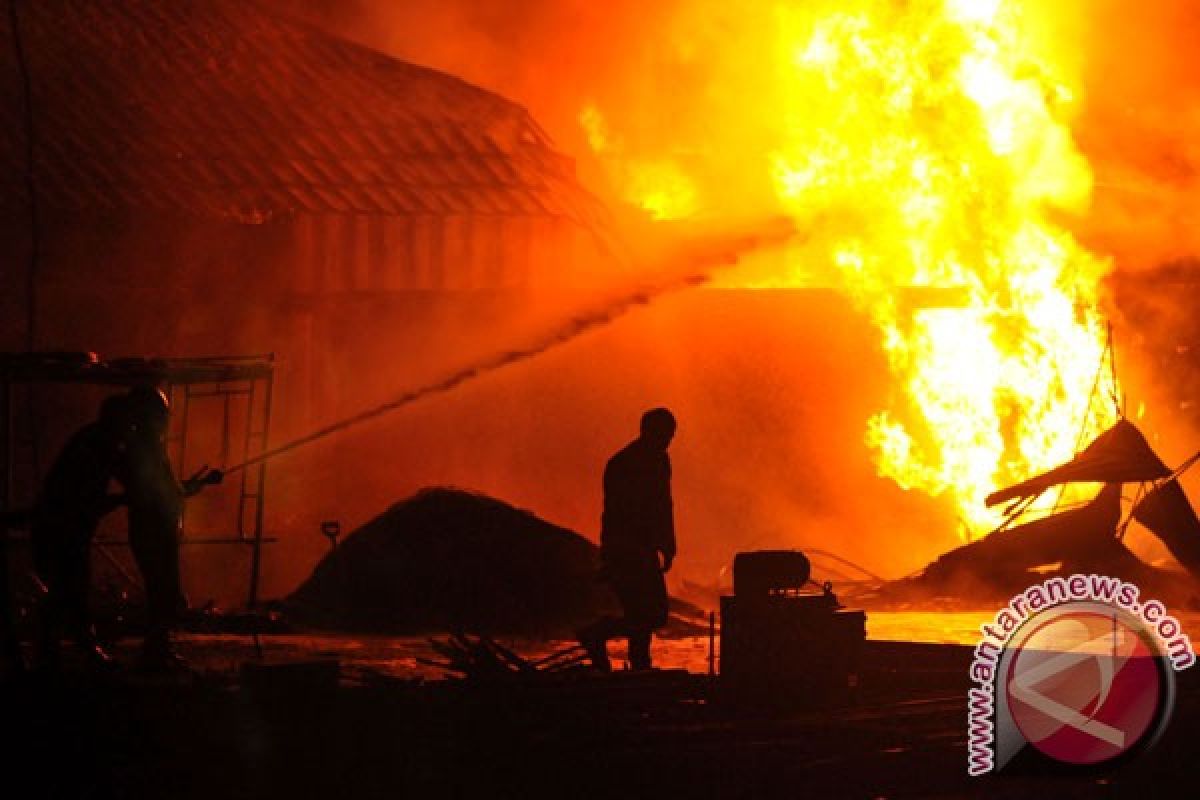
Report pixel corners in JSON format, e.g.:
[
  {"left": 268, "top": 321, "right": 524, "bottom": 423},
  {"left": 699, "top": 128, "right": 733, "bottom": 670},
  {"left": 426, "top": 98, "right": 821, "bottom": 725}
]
[{"left": 720, "top": 550, "right": 866, "bottom": 707}]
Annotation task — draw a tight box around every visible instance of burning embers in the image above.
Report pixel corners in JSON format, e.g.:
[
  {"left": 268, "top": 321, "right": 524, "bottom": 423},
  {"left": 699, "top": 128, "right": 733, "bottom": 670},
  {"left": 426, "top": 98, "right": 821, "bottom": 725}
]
[{"left": 583, "top": 1, "right": 1116, "bottom": 537}]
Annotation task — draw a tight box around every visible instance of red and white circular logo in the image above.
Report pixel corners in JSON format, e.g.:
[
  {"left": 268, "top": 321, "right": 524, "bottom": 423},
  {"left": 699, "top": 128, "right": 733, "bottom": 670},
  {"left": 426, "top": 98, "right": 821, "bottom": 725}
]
[{"left": 1004, "top": 603, "right": 1170, "bottom": 765}]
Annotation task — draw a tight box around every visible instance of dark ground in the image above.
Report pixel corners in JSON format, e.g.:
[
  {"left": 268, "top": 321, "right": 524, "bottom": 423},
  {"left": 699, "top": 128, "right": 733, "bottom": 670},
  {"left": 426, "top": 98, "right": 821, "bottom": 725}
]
[{"left": 4, "top": 638, "right": 1198, "bottom": 799}]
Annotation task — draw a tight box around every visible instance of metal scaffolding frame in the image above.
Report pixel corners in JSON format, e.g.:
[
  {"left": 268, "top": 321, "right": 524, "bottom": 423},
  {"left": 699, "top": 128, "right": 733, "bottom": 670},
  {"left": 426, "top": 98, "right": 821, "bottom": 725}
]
[{"left": 0, "top": 352, "right": 276, "bottom": 608}]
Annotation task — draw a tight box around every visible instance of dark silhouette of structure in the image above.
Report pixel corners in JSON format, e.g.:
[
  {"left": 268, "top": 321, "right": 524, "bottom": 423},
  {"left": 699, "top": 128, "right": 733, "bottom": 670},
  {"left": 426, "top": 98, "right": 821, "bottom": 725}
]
[
  {"left": 0, "top": 578, "right": 16, "bottom": 675},
  {"left": 1, "top": 352, "right": 276, "bottom": 653},
  {"left": 121, "top": 386, "right": 220, "bottom": 669},
  {"left": 720, "top": 550, "right": 866, "bottom": 709},
  {"left": 31, "top": 394, "right": 130, "bottom": 668},
  {"left": 3, "top": 536, "right": 22, "bottom": 676},
  {"left": 580, "top": 408, "right": 677, "bottom": 671}
]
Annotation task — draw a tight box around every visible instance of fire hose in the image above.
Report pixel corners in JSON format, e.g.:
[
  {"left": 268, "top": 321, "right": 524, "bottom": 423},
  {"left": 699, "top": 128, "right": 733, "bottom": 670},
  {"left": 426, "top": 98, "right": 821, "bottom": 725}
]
[{"left": 219, "top": 218, "right": 798, "bottom": 477}]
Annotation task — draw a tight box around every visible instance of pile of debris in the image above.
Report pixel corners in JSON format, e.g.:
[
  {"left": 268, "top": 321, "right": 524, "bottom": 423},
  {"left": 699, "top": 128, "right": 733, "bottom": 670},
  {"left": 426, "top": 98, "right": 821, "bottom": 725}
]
[
  {"left": 420, "top": 634, "right": 588, "bottom": 679},
  {"left": 285, "top": 487, "right": 703, "bottom": 636},
  {"left": 884, "top": 419, "right": 1200, "bottom": 607}
]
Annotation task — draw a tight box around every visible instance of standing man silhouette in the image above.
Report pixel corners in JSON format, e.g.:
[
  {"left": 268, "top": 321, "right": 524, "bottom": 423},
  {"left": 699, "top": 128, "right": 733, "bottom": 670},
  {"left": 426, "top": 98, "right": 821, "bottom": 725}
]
[
  {"left": 121, "top": 386, "right": 219, "bottom": 670},
  {"left": 580, "top": 408, "right": 677, "bottom": 671}
]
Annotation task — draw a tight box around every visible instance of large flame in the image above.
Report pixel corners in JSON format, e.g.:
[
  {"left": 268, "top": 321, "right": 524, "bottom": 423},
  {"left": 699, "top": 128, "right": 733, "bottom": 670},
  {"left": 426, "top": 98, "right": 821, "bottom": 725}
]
[{"left": 584, "top": 0, "right": 1118, "bottom": 536}]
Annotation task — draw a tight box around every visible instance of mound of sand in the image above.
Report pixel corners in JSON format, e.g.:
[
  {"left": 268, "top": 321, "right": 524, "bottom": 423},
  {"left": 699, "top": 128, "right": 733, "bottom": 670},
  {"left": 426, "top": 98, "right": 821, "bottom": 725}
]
[{"left": 285, "top": 487, "right": 700, "bottom": 635}]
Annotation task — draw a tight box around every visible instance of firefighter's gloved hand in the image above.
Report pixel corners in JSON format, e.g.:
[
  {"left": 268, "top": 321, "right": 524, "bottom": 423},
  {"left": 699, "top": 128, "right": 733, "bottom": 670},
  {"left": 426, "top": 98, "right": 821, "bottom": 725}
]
[{"left": 183, "top": 467, "right": 224, "bottom": 496}]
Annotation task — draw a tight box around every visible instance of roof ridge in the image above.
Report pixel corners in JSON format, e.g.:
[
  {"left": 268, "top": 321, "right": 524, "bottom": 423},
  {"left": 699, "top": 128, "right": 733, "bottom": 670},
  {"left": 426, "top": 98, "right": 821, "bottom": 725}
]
[
  {"left": 0, "top": 0, "right": 609, "bottom": 228},
  {"left": 239, "top": 0, "right": 542, "bottom": 133}
]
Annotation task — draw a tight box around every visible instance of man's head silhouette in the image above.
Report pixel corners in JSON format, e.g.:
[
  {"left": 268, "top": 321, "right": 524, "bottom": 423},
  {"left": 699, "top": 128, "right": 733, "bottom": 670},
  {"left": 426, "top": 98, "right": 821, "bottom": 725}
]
[
  {"left": 127, "top": 385, "right": 170, "bottom": 436},
  {"left": 639, "top": 407, "right": 676, "bottom": 451}
]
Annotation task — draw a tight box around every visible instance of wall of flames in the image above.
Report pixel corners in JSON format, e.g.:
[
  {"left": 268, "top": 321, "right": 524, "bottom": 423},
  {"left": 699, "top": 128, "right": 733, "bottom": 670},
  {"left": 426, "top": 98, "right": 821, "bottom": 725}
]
[{"left": 581, "top": 0, "right": 1119, "bottom": 536}]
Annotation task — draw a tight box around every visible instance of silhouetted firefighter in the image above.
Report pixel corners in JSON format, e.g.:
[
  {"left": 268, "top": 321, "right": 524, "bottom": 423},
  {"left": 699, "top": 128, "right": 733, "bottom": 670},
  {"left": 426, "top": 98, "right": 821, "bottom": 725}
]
[
  {"left": 579, "top": 408, "right": 677, "bottom": 671},
  {"left": 121, "top": 386, "right": 220, "bottom": 670},
  {"left": 31, "top": 394, "right": 132, "bottom": 669}
]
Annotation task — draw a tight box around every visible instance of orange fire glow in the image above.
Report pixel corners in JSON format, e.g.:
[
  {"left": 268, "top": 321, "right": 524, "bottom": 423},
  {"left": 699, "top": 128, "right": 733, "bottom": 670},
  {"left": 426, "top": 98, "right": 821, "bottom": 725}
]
[
  {"left": 583, "top": 0, "right": 1119, "bottom": 536},
  {"left": 580, "top": 103, "right": 699, "bottom": 220}
]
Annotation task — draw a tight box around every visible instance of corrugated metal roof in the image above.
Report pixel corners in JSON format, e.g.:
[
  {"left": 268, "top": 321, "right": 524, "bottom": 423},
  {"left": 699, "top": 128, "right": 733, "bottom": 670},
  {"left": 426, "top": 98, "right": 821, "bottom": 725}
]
[{"left": 0, "top": 0, "right": 610, "bottom": 230}]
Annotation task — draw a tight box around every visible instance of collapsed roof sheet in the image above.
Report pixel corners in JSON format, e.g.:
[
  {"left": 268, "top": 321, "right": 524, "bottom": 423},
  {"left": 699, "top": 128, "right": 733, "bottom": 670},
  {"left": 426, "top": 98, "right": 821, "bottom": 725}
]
[{"left": 986, "top": 419, "right": 1170, "bottom": 508}]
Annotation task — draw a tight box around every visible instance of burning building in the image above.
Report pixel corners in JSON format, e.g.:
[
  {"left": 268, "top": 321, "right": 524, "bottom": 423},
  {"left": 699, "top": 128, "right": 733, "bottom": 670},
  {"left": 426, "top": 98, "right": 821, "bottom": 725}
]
[
  {"left": 0, "top": 0, "right": 956, "bottom": 605},
  {"left": 0, "top": 0, "right": 638, "bottom": 598},
  {"left": 0, "top": 0, "right": 616, "bottom": 391},
  {"left": 6, "top": 0, "right": 1199, "bottom": 608}
]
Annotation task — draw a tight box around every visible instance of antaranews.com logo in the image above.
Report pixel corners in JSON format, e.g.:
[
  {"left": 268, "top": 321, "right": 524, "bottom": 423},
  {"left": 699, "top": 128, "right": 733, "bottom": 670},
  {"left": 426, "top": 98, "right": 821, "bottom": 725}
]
[{"left": 967, "top": 574, "right": 1195, "bottom": 775}]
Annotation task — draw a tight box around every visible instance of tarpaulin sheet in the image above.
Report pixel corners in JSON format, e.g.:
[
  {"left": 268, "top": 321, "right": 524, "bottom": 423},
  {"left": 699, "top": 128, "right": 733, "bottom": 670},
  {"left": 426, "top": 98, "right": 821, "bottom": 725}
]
[{"left": 986, "top": 419, "right": 1169, "bottom": 508}]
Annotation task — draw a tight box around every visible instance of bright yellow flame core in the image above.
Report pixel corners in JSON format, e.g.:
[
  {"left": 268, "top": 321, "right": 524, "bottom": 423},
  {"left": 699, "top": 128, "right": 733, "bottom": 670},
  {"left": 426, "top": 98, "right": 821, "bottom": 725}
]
[{"left": 772, "top": 0, "right": 1115, "bottom": 534}]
